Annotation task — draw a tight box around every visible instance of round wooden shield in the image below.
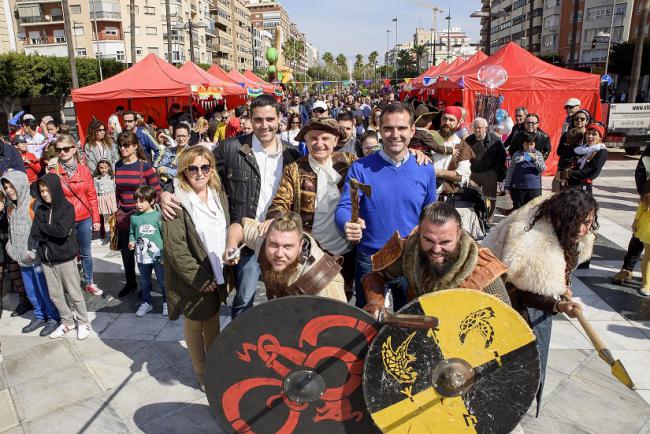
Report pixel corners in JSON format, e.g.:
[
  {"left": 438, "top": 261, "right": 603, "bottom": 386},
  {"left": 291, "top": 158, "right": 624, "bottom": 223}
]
[
  {"left": 205, "top": 296, "right": 381, "bottom": 434},
  {"left": 363, "top": 289, "right": 540, "bottom": 434}
]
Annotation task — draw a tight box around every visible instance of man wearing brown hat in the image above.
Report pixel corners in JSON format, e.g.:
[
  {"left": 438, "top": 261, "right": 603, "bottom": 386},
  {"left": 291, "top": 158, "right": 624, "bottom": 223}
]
[{"left": 266, "top": 118, "right": 357, "bottom": 293}]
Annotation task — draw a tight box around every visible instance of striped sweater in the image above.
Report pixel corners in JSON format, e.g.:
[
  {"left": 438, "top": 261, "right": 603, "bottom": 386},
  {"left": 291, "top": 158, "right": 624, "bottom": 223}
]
[{"left": 115, "top": 160, "right": 160, "bottom": 212}]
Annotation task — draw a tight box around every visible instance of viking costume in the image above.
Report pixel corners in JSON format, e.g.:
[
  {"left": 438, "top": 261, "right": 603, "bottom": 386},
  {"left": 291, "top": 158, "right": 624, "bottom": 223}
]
[
  {"left": 481, "top": 196, "right": 595, "bottom": 414},
  {"left": 240, "top": 217, "right": 347, "bottom": 302},
  {"left": 362, "top": 229, "right": 510, "bottom": 310}
]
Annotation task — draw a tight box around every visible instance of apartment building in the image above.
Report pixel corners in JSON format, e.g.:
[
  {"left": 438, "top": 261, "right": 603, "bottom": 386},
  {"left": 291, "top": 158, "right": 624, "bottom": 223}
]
[
  {"left": 251, "top": 26, "right": 271, "bottom": 71},
  {"left": 9, "top": 0, "right": 217, "bottom": 65},
  {"left": 247, "top": 0, "right": 307, "bottom": 75},
  {"left": 209, "top": 0, "right": 253, "bottom": 71},
  {"left": 480, "top": 0, "right": 643, "bottom": 67},
  {"left": 0, "top": 0, "right": 15, "bottom": 52}
]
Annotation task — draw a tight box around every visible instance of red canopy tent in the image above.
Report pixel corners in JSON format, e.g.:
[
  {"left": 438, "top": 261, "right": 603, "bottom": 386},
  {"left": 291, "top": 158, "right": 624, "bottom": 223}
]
[
  {"left": 409, "top": 60, "right": 448, "bottom": 88},
  {"left": 243, "top": 70, "right": 283, "bottom": 96},
  {"left": 178, "top": 62, "right": 246, "bottom": 108},
  {"left": 227, "top": 69, "right": 275, "bottom": 95},
  {"left": 421, "top": 43, "right": 603, "bottom": 174},
  {"left": 72, "top": 54, "right": 191, "bottom": 143},
  {"left": 207, "top": 64, "right": 244, "bottom": 87}
]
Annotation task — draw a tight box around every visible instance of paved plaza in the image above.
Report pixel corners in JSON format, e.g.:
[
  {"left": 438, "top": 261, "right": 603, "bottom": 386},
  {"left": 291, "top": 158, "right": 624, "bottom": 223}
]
[{"left": 0, "top": 150, "right": 649, "bottom": 433}]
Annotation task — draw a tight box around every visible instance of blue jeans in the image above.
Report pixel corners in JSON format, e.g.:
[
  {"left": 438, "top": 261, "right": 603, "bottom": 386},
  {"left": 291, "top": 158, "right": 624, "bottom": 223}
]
[
  {"left": 231, "top": 248, "right": 260, "bottom": 318},
  {"left": 76, "top": 218, "right": 94, "bottom": 284},
  {"left": 354, "top": 249, "right": 408, "bottom": 310},
  {"left": 21, "top": 265, "right": 59, "bottom": 321},
  {"left": 137, "top": 262, "right": 166, "bottom": 304}
]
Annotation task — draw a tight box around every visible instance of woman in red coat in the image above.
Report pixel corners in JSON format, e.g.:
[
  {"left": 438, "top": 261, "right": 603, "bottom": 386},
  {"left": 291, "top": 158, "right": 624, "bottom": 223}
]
[{"left": 48, "top": 134, "right": 103, "bottom": 296}]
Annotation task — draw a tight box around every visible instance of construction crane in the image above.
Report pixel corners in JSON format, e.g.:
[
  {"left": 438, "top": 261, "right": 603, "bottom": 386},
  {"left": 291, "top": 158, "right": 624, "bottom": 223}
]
[{"left": 410, "top": 0, "right": 445, "bottom": 67}]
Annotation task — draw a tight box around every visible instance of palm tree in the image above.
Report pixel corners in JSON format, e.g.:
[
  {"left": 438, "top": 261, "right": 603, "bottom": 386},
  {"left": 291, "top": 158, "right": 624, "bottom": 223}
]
[
  {"left": 397, "top": 49, "right": 414, "bottom": 77},
  {"left": 335, "top": 53, "right": 348, "bottom": 80},
  {"left": 322, "top": 52, "right": 334, "bottom": 66},
  {"left": 353, "top": 54, "right": 365, "bottom": 81},
  {"left": 411, "top": 44, "right": 428, "bottom": 72},
  {"left": 368, "top": 51, "right": 379, "bottom": 78},
  {"left": 282, "top": 37, "right": 305, "bottom": 71}
]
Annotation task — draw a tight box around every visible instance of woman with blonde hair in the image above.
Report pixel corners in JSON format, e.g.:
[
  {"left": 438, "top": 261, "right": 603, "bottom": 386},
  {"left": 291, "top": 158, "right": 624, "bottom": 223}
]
[
  {"left": 367, "top": 106, "right": 382, "bottom": 140},
  {"left": 163, "top": 145, "right": 229, "bottom": 389}
]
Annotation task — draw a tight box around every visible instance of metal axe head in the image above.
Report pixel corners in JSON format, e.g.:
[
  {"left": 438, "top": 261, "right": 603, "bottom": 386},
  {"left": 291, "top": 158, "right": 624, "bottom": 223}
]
[{"left": 350, "top": 178, "right": 372, "bottom": 198}]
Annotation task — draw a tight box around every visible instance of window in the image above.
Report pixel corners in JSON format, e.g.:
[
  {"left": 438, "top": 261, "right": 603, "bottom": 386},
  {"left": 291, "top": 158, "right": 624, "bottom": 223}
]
[
  {"left": 116, "top": 50, "right": 125, "bottom": 61},
  {"left": 53, "top": 29, "right": 66, "bottom": 43},
  {"left": 127, "top": 5, "right": 139, "bottom": 14},
  {"left": 70, "top": 5, "right": 81, "bottom": 14},
  {"left": 76, "top": 48, "right": 87, "bottom": 56},
  {"left": 543, "top": 34, "right": 558, "bottom": 47},
  {"left": 146, "top": 26, "right": 157, "bottom": 35},
  {"left": 543, "top": 14, "right": 559, "bottom": 27},
  {"left": 144, "top": 6, "right": 155, "bottom": 15},
  {"left": 148, "top": 47, "right": 158, "bottom": 54},
  {"left": 136, "top": 47, "right": 143, "bottom": 56},
  {"left": 73, "top": 24, "right": 84, "bottom": 36},
  {"left": 105, "top": 27, "right": 118, "bottom": 36},
  {"left": 124, "top": 26, "right": 141, "bottom": 36}
]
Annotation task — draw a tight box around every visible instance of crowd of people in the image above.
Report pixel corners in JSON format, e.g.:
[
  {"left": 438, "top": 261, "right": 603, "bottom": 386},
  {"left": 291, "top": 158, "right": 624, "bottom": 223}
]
[{"left": 0, "top": 88, "right": 638, "bottom": 427}]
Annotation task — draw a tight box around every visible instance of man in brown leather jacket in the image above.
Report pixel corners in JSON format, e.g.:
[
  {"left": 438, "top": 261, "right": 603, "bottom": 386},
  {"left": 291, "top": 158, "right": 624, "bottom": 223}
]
[
  {"left": 224, "top": 212, "right": 347, "bottom": 302},
  {"left": 362, "top": 202, "right": 510, "bottom": 317}
]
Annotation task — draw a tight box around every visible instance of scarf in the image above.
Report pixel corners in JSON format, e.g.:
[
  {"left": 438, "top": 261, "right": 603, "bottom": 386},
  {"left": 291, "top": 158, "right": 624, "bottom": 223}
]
[
  {"left": 574, "top": 143, "right": 606, "bottom": 169},
  {"left": 60, "top": 158, "right": 78, "bottom": 178}
]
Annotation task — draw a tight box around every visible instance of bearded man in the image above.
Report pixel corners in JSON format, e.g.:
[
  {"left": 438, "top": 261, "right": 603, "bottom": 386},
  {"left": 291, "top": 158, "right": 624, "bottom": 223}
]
[
  {"left": 362, "top": 202, "right": 510, "bottom": 318},
  {"left": 224, "top": 212, "right": 346, "bottom": 302},
  {"left": 428, "top": 106, "right": 474, "bottom": 196}
]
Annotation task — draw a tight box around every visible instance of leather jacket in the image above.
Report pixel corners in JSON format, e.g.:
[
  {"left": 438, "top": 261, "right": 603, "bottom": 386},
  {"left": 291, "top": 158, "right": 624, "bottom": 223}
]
[{"left": 214, "top": 133, "right": 300, "bottom": 225}]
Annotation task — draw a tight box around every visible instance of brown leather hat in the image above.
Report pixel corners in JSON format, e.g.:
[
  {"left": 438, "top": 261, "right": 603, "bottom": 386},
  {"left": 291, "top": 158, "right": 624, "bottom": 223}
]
[
  {"left": 413, "top": 102, "right": 439, "bottom": 125},
  {"left": 295, "top": 118, "right": 347, "bottom": 143}
]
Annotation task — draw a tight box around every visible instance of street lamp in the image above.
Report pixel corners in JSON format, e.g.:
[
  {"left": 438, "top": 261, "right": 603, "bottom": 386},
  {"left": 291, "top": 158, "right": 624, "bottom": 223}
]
[
  {"left": 470, "top": 8, "right": 509, "bottom": 54},
  {"left": 386, "top": 29, "right": 391, "bottom": 79},
  {"left": 445, "top": 11, "right": 451, "bottom": 62},
  {"left": 174, "top": 18, "right": 207, "bottom": 63},
  {"left": 392, "top": 17, "right": 398, "bottom": 81}
]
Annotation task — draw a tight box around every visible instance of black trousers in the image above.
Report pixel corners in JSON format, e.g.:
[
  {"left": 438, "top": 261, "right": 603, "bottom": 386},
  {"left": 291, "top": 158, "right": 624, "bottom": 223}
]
[
  {"left": 623, "top": 234, "right": 645, "bottom": 271},
  {"left": 118, "top": 229, "right": 137, "bottom": 287},
  {"left": 510, "top": 188, "right": 542, "bottom": 210}
]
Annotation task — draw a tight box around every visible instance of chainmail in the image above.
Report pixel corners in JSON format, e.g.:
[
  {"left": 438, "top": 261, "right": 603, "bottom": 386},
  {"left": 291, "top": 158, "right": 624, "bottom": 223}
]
[{"left": 483, "top": 277, "right": 511, "bottom": 306}]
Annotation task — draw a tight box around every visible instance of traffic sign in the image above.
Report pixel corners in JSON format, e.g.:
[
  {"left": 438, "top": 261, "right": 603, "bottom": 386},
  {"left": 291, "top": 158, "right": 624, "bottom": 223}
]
[{"left": 601, "top": 74, "right": 613, "bottom": 85}]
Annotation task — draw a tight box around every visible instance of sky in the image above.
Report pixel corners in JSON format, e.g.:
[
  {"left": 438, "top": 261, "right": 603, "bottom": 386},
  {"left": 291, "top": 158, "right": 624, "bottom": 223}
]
[{"left": 281, "top": 0, "right": 482, "bottom": 61}]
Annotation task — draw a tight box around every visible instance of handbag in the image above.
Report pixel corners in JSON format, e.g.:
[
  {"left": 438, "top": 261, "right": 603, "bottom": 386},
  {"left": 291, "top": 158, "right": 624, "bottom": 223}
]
[{"left": 108, "top": 213, "right": 119, "bottom": 251}]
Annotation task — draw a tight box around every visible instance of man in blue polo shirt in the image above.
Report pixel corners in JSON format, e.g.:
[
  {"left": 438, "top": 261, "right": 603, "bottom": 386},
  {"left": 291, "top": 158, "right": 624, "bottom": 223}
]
[{"left": 335, "top": 102, "right": 438, "bottom": 308}]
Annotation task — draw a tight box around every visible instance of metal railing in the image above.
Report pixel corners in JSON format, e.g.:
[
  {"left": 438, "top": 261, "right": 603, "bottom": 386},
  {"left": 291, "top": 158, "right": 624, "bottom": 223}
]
[
  {"left": 25, "top": 35, "right": 66, "bottom": 45},
  {"left": 19, "top": 14, "right": 63, "bottom": 24}
]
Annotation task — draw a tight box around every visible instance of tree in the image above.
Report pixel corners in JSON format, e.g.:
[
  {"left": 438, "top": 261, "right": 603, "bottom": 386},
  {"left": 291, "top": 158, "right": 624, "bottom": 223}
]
[
  {"left": 335, "top": 54, "right": 348, "bottom": 80},
  {"left": 396, "top": 49, "right": 417, "bottom": 78},
  {"left": 353, "top": 54, "right": 365, "bottom": 81},
  {"left": 282, "top": 37, "right": 305, "bottom": 71},
  {"left": 411, "top": 44, "right": 428, "bottom": 72},
  {"left": 368, "top": 51, "right": 379, "bottom": 78},
  {"left": 322, "top": 52, "right": 334, "bottom": 66},
  {"left": 608, "top": 40, "right": 650, "bottom": 77}
]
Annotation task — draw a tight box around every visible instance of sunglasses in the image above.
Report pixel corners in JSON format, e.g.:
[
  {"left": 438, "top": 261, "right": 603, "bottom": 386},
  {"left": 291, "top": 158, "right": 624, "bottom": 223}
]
[
  {"left": 313, "top": 109, "right": 326, "bottom": 114},
  {"left": 98, "top": 127, "right": 106, "bottom": 131},
  {"left": 118, "top": 143, "right": 134, "bottom": 148},
  {"left": 55, "top": 146, "right": 74, "bottom": 153},
  {"left": 186, "top": 164, "right": 212, "bottom": 175},
  {"left": 525, "top": 121, "right": 539, "bottom": 125},
  {"left": 564, "top": 105, "right": 577, "bottom": 109},
  {"left": 290, "top": 121, "right": 300, "bottom": 125},
  {"left": 574, "top": 117, "right": 587, "bottom": 121}
]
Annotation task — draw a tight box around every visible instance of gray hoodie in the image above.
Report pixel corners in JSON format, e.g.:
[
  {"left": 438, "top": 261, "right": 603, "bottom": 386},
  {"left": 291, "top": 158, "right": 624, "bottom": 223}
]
[{"left": 2, "top": 170, "right": 37, "bottom": 266}]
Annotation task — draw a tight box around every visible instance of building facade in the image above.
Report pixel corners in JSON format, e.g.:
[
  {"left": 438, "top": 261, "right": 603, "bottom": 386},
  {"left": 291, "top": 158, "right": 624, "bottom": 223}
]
[
  {"left": 251, "top": 26, "right": 271, "bottom": 71},
  {"left": 480, "top": 0, "right": 645, "bottom": 68},
  {"left": 247, "top": 0, "right": 307, "bottom": 76}
]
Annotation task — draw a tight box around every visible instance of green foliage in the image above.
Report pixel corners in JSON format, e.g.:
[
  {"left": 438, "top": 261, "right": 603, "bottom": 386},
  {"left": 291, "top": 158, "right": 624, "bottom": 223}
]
[
  {"left": 608, "top": 40, "right": 650, "bottom": 76},
  {"left": 282, "top": 37, "right": 305, "bottom": 70},
  {"left": 396, "top": 49, "right": 418, "bottom": 78},
  {"left": 411, "top": 44, "right": 428, "bottom": 72},
  {"left": 322, "top": 52, "right": 334, "bottom": 65},
  {"left": 196, "top": 62, "right": 212, "bottom": 71},
  {"left": 335, "top": 54, "right": 347, "bottom": 70}
]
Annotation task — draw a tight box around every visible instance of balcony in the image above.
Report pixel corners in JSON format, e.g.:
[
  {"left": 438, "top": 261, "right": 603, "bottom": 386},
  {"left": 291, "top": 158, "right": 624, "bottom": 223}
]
[
  {"left": 16, "top": 0, "right": 61, "bottom": 3},
  {"left": 204, "top": 18, "right": 216, "bottom": 36},
  {"left": 24, "top": 35, "right": 65, "bottom": 45},
  {"left": 98, "top": 33, "right": 123, "bottom": 41},
  {"left": 19, "top": 14, "right": 63, "bottom": 25},
  {"left": 91, "top": 11, "right": 121, "bottom": 20}
]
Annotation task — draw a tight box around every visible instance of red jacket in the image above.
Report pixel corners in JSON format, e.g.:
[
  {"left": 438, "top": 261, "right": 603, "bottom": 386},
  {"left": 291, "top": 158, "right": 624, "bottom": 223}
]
[
  {"left": 48, "top": 162, "right": 100, "bottom": 224},
  {"left": 20, "top": 151, "right": 42, "bottom": 184}
]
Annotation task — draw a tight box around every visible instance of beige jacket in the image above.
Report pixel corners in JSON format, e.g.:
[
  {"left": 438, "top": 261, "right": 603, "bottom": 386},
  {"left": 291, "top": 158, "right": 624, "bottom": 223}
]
[{"left": 241, "top": 218, "right": 346, "bottom": 302}]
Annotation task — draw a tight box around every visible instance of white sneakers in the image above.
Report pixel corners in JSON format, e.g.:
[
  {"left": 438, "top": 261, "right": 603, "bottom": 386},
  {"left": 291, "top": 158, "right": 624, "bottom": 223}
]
[
  {"left": 136, "top": 302, "right": 153, "bottom": 317},
  {"left": 77, "top": 324, "right": 91, "bottom": 340},
  {"left": 49, "top": 323, "right": 91, "bottom": 340},
  {"left": 49, "top": 324, "right": 74, "bottom": 339},
  {"left": 162, "top": 302, "right": 168, "bottom": 317}
]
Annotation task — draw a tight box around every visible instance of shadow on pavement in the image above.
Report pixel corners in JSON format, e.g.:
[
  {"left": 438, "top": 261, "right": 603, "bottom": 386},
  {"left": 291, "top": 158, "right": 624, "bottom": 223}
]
[{"left": 133, "top": 402, "right": 226, "bottom": 433}]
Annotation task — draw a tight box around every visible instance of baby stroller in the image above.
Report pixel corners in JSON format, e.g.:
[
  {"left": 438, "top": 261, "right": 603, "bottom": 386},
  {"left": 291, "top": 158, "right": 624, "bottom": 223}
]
[{"left": 445, "top": 186, "right": 489, "bottom": 239}]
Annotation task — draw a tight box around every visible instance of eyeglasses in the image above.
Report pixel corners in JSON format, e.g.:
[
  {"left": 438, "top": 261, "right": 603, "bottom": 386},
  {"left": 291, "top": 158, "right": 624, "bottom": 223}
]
[
  {"left": 186, "top": 164, "right": 212, "bottom": 175},
  {"left": 124, "top": 118, "right": 135, "bottom": 123},
  {"left": 525, "top": 121, "right": 539, "bottom": 125},
  {"left": 55, "top": 146, "right": 74, "bottom": 153},
  {"left": 118, "top": 143, "right": 134, "bottom": 148},
  {"left": 98, "top": 128, "right": 106, "bottom": 132},
  {"left": 313, "top": 109, "right": 326, "bottom": 114}
]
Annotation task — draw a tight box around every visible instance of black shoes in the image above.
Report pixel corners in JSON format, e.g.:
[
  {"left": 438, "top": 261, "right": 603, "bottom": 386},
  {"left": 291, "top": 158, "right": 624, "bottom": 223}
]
[
  {"left": 11, "top": 301, "right": 34, "bottom": 317},
  {"left": 118, "top": 283, "right": 137, "bottom": 298},
  {"left": 22, "top": 319, "right": 46, "bottom": 333},
  {"left": 40, "top": 319, "right": 60, "bottom": 337}
]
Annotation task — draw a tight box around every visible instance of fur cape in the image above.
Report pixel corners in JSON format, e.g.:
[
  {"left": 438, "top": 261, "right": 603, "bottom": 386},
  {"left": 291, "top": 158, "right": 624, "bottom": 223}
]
[{"left": 481, "top": 195, "right": 595, "bottom": 297}]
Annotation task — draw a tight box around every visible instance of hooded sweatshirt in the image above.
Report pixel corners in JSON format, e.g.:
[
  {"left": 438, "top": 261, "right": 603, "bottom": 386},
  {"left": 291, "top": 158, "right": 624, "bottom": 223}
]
[
  {"left": 2, "top": 170, "right": 36, "bottom": 266},
  {"left": 30, "top": 173, "right": 78, "bottom": 264}
]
